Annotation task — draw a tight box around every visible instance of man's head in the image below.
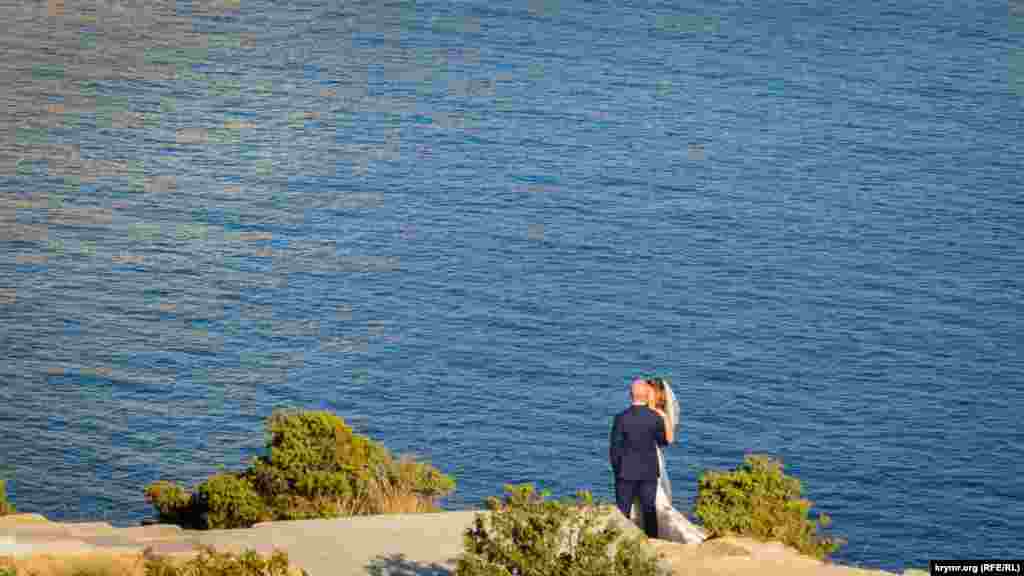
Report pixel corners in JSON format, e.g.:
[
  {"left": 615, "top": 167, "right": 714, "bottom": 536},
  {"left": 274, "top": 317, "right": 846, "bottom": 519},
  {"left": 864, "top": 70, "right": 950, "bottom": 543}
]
[{"left": 630, "top": 378, "right": 651, "bottom": 404}]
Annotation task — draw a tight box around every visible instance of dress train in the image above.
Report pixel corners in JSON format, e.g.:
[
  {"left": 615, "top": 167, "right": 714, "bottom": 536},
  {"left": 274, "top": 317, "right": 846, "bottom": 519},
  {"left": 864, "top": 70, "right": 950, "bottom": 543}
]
[{"left": 629, "top": 446, "right": 706, "bottom": 543}]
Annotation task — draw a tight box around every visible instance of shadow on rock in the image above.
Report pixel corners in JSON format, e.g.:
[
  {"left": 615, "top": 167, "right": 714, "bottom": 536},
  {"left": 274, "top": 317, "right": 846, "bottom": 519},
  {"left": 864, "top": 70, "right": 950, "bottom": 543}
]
[{"left": 365, "top": 552, "right": 452, "bottom": 576}]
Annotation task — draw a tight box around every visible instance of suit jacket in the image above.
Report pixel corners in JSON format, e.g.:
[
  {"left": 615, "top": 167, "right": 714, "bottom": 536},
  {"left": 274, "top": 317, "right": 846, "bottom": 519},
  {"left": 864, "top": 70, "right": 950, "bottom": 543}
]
[{"left": 609, "top": 404, "right": 668, "bottom": 481}]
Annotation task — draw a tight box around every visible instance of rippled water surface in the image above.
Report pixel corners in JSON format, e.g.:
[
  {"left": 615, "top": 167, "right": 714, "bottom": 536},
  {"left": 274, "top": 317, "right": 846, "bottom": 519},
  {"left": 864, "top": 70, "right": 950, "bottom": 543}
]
[{"left": 1, "top": 0, "right": 1021, "bottom": 570}]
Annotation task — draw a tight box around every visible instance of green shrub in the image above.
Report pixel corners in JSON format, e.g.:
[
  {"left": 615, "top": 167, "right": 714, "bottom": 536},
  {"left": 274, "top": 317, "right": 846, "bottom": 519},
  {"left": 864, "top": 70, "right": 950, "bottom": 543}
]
[
  {"left": 145, "top": 480, "right": 195, "bottom": 528},
  {"left": 194, "top": 474, "right": 268, "bottom": 530},
  {"left": 0, "top": 479, "right": 15, "bottom": 515},
  {"left": 243, "top": 410, "right": 378, "bottom": 517},
  {"left": 694, "top": 453, "right": 844, "bottom": 559},
  {"left": 144, "top": 545, "right": 305, "bottom": 576},
  {"left": 0, "top": 566, "right": 14, "bottom": 576},
  {"left": 144, "top": 409, "right": 455, "bottom": 529},
  {"left": 456, "top": 483, "right": 665, "bottom": 576}
]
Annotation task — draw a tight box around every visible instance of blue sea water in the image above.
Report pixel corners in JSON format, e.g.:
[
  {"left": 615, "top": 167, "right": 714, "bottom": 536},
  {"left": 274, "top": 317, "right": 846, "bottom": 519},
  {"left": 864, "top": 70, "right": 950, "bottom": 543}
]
[{"left": 0, "top": 0, "right": 1021, "bottom": 570}]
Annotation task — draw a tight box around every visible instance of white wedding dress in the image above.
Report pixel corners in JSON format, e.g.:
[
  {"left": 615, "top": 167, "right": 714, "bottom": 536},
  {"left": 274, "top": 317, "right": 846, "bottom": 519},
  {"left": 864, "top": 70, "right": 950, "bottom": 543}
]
[{"left": 629, "top": 382, "right": 707, "bottom": 544}]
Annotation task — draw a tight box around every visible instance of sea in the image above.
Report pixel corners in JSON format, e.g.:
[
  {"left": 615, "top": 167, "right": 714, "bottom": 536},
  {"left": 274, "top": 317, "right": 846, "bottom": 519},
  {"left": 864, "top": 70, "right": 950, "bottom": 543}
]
[{"left": 0, "top": 0, "right": 1021, "bottom": 571}]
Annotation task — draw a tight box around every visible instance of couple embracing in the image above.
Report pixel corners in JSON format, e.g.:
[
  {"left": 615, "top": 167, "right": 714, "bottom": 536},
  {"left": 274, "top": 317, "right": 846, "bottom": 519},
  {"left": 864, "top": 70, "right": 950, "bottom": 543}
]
[{"left": 609, "top": 377, "right": 707, "bottom": 543}]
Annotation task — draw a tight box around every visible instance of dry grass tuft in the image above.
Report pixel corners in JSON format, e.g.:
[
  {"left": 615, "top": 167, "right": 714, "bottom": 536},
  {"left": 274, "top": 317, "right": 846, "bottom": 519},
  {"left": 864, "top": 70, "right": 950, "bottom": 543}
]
[
  {"left": 372, "top": 454, "right": 444, "bottom": 515},
  {"left": 331, "top": 454, "right": 443, "bottom": 516},
  {"left": 0, "top": 551, "right": 146, "bottom": 576}
]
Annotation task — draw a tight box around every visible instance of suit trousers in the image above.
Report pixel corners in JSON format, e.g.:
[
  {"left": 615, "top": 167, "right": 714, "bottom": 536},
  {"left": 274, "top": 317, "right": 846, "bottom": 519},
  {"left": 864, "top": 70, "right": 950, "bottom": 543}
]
[{"left": 614, "top": 477, "right": 658, "bottom": 538}]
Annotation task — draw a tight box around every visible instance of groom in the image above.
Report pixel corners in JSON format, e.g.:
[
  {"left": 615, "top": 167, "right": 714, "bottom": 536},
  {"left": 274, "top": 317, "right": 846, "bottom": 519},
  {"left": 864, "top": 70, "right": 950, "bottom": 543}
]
[{"left": 609, "top": 378, "right": 667, "bottom": 538}]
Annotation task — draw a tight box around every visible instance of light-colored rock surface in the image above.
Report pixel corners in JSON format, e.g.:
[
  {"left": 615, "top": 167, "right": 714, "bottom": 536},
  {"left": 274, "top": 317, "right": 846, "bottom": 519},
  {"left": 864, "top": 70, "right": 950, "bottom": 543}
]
[
  {"left": 0, "top": 534, "right": 99, "bottom": 557},
  {"left": 62, "top": 522, "right": 116, "bottom": 536},
  {"left": 648, "top": 537, "right": 898, "bottom": 576},
  {"left": 0, "top": 536, "right": 36, "bottom": 556},
  {"left": 203, "top": 511, "right": 482, "bottom": 575},
  {"left": 0, "top": 512, "right": 483, "bottom": 575},
  {"left": 0, "top": 511, "right": 904, "bottom": 576}
]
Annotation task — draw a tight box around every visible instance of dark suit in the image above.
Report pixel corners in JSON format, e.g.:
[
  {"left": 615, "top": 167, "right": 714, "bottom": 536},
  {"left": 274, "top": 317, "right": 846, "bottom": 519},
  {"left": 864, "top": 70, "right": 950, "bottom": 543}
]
[{"left": 609, "top": 403, "right": 667, "bottom": 538}]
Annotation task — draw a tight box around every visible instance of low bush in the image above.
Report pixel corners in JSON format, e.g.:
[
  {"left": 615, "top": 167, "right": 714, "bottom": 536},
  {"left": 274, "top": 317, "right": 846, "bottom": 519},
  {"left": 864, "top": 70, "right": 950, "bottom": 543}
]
[
  {"left": 144, "top": 481, "right": 194, "bottom": 528},
  {"left": 0, "top": 546, "right": 303, "bottom": 576},
  {"left": 456, "top": 483, "right": 665, "bottom": 576},
  {"left": 193, "top": 474, "right": 268, "bottom": 530},
  {"left": 145, "top": 409, "right": 455, "bottom": 529},
  {"left": 0, "top": 479, "right": 15, "bottom": 515},
  {"left": 694, "top": 453, "right": 844, "bottom": 559},
  {"left": 143, "top": 545, "right": 304, "bottom": 576}
]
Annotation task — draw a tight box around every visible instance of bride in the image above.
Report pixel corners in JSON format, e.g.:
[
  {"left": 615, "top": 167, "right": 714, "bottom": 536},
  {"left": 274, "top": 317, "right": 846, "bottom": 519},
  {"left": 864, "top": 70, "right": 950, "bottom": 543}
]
[{"left": 629, "top": 377, "right": 707, "bottom": 544}]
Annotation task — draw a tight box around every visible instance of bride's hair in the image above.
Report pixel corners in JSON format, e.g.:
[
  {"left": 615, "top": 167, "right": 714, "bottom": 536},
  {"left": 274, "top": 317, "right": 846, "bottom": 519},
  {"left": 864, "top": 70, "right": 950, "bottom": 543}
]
[
  {"left": 646, "top": 377, "right": 668, "bottom": 411},
  {"left": 647, "top": 376, "right": 678, "bottom": 434}
]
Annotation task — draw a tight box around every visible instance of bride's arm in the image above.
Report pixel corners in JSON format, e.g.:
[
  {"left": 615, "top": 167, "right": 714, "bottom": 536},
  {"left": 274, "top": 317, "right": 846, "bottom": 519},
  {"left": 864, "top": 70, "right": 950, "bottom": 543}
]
[{"left": 653, "top": 408, "right": 674, "bottom": 443}]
